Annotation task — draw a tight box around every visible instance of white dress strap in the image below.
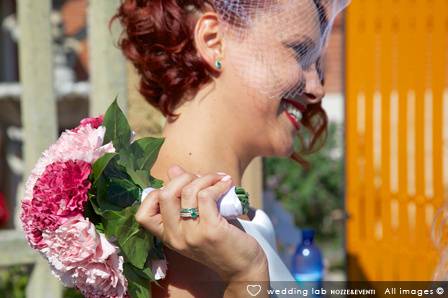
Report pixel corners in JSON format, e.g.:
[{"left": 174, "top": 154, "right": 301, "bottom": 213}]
[
  {"left": 237, "top": 209, "right": 296, "bottom": 283},
  {"left": 237, "top": 210, "right": 297, "bottom": 297}
]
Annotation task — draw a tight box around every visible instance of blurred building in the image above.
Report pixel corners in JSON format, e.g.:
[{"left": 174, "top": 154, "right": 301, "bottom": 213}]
[{"left": 0, "top": 0, "right": 91, "bottom": 228}]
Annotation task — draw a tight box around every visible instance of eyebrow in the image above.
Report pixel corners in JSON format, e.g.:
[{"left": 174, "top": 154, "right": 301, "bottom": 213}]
[
  {"left": 283, "top": 36, "right": 318, "bottom": 57},
  {"left": 289, "top": 37, "right": 316, "bottom": 49}
]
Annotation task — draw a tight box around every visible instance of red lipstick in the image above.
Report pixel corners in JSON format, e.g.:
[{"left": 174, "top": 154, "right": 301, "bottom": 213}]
[
  {"left": 283, "top": 98, "right": 307, "bottom": 113},
  {"left": 284, "top": 111, "right": 301, "bottom": 130}
]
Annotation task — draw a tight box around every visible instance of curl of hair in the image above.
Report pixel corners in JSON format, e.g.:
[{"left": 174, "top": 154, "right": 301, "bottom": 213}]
[
  {"left": 291, "top": 103, "right": 328, "bottom": 168},
  {"left": 112, "top": 0, "right": 214, "bottom": 118}
]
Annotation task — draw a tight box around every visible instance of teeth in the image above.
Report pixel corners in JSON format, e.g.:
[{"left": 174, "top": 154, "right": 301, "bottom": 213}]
[{"left": 283, "top": 101, "right": 303, "bottom": 122}]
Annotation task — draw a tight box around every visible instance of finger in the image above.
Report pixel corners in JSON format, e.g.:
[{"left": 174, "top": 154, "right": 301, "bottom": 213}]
[
  {"left": 197, "top": 176, "right": 233, "bottom": 225},
  {"left": 159, "top": 171, "right": 196, "bottom": 231},
  {"left": 167, "top": 164, "right": 186, "bottom": 180},
  {"left": 135, "top": 190, "right": 163, "bottom": 238},
  {"left": 180, "top": 173, "right": 227, "bottom": 210}
]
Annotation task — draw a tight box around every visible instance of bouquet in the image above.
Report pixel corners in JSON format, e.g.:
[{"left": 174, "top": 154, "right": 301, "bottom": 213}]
[{"left": 20, "top": 100, "right": 250, "bottom": 298}]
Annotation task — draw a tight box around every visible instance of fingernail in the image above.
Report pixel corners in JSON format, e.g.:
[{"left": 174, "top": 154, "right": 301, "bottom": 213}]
[
  {"left": 217, "top": 172, "right": 227, "bottom": 176},
  {"left": 220, "top": 175, "right": 232, "bottom": 182},
  {"left": 196, "top": 174, "right": 202, "bottom": 177}
]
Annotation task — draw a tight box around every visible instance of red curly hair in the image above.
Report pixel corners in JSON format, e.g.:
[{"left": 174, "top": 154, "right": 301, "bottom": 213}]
[{"left": 112, "top": 0, "right": 328, "bottom": 166}]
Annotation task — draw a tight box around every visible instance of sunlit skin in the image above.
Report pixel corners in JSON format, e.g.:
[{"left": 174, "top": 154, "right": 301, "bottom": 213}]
[{"left": 140, "top": 1, "right": 327, "bottom": 297}]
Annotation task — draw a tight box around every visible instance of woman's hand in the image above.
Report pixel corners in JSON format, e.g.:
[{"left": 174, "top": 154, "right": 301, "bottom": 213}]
[{"left": 135, "top": 164, "right": 269, "bottom": 283}]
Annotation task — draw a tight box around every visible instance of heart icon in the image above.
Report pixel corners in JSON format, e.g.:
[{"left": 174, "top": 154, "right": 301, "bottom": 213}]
[{"left": 247, "top": 284, "right": 262, "bottom": 296}]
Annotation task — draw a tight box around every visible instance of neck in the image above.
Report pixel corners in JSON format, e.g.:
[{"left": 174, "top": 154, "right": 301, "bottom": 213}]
[{"left": 150, "top": 90, "right": 256, "bottom": 185}]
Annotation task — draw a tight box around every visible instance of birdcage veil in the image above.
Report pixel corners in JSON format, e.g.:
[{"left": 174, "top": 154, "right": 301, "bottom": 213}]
[{"left": 210, "top": 0, "right": 351, "bottom": 100}]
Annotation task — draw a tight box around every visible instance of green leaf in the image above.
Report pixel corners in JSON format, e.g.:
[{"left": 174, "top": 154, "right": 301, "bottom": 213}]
[
  {"left": 89, "top": 196, "right": 103, "bottom": 215},
  {"left": 83, "top": 198, "right": 103, "bottom": 222},
  {"left": 102, "top": 210, "right": 121, "bottom": 238},
  {"left": 127, "top": 169, "right": 150, "bottom": 189},
  {"left": 149, "top": 176, "right": 164, "bottom": 189},
  {"left": 116, "top": 148, "right": 150, "bottom": 188},
  {"left": 94, "top": 222, "right": 105, "bottom": 234},
  {"left": 104, "top": 158, "right": 129, "bottom": 180},
  {"left": 103, "top": 206, "right": 151, "bottom": 269},
  {"left": 119, "top": 227, "right": 152, "bottom": 269},
  {"left": 106, "top": 178, "right": 141, "bottom": 208},
  {"left": 130, "top": 137, "right": 165, "bottom": 171},
  {"left": 117, "top": 147, "right": 135, "bottom": 172},
  {"left": 137, "top": 266, "right": 156, "bottom": 281},
  {"left": 91, "top": 153, "right": 118, "bottom": 182},
  {"left": 93, "top": 157, "right": 142, "bottom": 211},
  {"left": 123, "top": 263, "right": 152, "bottom": 298},
  {"left": 84, "top": 198, "right": 106, "bottom": 234},
  {"left": 96, "top": 177, "right": 123, "bottom": 212},
  {"left": 103, "top": 99, "right": 132, "bottom": 151}
]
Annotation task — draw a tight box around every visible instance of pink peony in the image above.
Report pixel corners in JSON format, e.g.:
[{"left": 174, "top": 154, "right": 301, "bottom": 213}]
[
  {"left": 23, "top": 124, "right": 114, "bottom": 201},
  {"left": 21, "top": 160, "right": 92, "bottom": 249},
  {"left": 55, "top": 125, "right": 115, "bottom": 164},
  {"left": 34, "top": 160, "right": 91, "bottom": 217},
  {"left": 73, "top": 253, "right": 128, "bottom": 298},
  {"left": 42, "top": 215, "right": 116, "bottom": 272},
  {"left": 73, "top": 115, "right": 104, "bottom": 132},
  {"left": 21, "top": 200, "right": 45, "bottom": 249}
]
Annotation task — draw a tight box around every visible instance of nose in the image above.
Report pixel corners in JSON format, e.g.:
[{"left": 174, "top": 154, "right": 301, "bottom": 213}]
[{"left": 302, "top": 64, "right": 325, "bottom": 104}]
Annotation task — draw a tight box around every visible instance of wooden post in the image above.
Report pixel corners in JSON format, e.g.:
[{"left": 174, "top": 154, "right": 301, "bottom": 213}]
[
  {"left": 18, "top": 0, "right": 57, "bottom": 178},
  {"left": 88, "top": 0, "right": 128, "bottom": 115},
  {"left": 17, "top": 0, "right": 63, "bottom": 297}
]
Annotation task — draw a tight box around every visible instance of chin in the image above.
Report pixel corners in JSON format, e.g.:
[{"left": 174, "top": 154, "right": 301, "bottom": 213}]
[{"left": 271, "top": 136, "right": 295, "bottom": 157}]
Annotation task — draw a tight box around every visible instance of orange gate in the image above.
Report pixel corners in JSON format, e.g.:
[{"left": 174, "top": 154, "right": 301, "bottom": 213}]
[{"left": 345, "top": 0, "right": 448, "bottom": 280}]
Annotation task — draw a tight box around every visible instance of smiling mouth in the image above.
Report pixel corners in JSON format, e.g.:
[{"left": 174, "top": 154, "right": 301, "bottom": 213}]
[{"left": 281, "top": 98, "right": 305, "bottom": 131}]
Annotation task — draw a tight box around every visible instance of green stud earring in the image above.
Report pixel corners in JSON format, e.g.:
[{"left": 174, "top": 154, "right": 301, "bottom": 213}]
[{"left": 215, "top": 59, "right": 222, "bottom": 70}]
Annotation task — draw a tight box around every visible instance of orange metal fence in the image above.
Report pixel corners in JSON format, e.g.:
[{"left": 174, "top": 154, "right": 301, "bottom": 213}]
[{"left": 345, "top": 0, "right": 448, "bottom": 280}]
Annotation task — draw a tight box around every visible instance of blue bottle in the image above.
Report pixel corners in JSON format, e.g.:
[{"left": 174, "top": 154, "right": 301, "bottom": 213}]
[{"left": 291, "top": 229, "right": 324, "bottom": 289}]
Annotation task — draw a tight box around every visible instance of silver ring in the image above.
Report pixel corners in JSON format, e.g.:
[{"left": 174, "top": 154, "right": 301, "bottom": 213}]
[{"left": 180, "top": 208, "right": 199, "bottom": 219}]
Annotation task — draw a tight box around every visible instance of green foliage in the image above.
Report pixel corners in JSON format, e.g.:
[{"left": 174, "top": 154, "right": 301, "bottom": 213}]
[
  {"left": 103, "top": 99, "right": 132, "bottom": 151},
  {"left": 102, "top": 205, "right": 153, "bottom": 269},
  {"left": 91, "top": 152, "right": 118, "bottom": 183},
  {"left": 124, "top": 263, "right": 156, "bottom": 298},
  {"left": 0, "top": 265, "right": 31, "bottom": 298},
  {"left": 264, "top": 123, "right": 344, "bottom": 238},
  {"left": 84, "top": 99, "right": 166, "bottom": 298},
  {"left": 129, "top": 137, "right": 165, "bottom": 171},
  {"left": 0, "top": 266, "right": 86, "bottom": 298},
  {"left": 64, "top": 288, "right": 83, "bottom": 298}
]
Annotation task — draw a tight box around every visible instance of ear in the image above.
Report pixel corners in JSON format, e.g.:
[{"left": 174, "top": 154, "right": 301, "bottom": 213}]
[{"left": 194, "top": 12, "right": 224, "bottom": 71}]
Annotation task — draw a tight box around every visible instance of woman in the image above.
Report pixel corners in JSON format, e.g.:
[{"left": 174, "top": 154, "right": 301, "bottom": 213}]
[{"left": 114, "top": 0, "right": 349, "bottom": 297}]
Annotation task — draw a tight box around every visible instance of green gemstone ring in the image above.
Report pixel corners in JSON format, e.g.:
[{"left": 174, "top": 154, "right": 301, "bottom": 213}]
[{"left": 180, "top": 207, "right": 199, "bottom": 219}]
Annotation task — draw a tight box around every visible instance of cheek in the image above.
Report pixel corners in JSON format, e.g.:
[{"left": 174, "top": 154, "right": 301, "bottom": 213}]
[
  {"left": 246, "top": 48, "right": 304, "bottom": 99},
  {"left": 250, "top": 98, "right": 289, "bottom": 141},
  {"left": 236, "top": 90, "right": 295, "bottom": 156},
  {"left": 226, "top": 39, "right": 297, "bottom": 99},
  {"left": 250, "top": 95, "right": 278, "bottom": 118},
  {"left": 255, "top": 98, "right": 297, "bottom": 155},
  {"left": 275, "top": 55, "right": 304, "bottom": 95}
]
